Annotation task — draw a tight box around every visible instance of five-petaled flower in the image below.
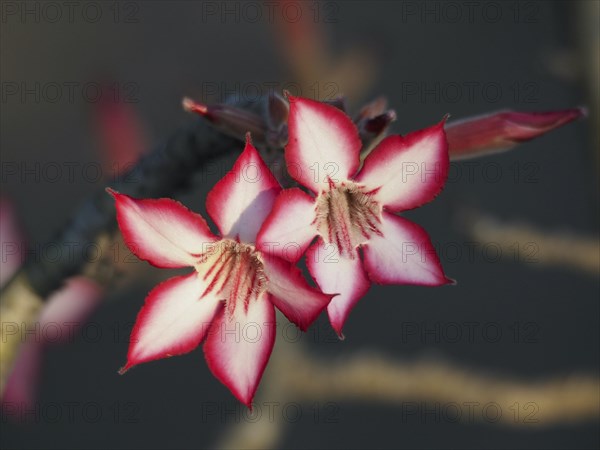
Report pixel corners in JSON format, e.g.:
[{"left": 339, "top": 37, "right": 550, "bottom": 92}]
[
  {"left": 258, "top": 95, "right": 453, "bottom": 337},
  {"left": 108, "top": 135, "right": 333, "bottom": 407}
]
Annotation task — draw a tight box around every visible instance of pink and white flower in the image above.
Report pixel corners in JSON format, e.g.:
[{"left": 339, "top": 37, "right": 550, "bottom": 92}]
[
  {"left": 258, "top": 95, "right": 453, "bottom": 337},
  {"left": 108, "top": 136, "right": 332, "bottom": 407}
]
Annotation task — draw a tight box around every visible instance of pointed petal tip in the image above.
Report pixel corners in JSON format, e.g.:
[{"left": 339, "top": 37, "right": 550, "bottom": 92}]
[
  {"left": 118, "top": 363, "right": 132, "bottom": 375},
  {"left": 220, "top": 379, "right": 255, "bottom": 409},
  {"left": 329, "top": 315, "right": 346, "bottom": 340},
  {"left": 282, "top": 90, "right": 294, "bottom": 101},
  {"left": 296, "top": 323, "right": 308, "bottom": 333},
  {"left": 105, "top": 187, "right": 118, "bottom": 198},
  {"left": 330, "top": 322, "right": 346, "bottom": 340},
  {"left": 182, "top": 97, "right": 208, "bottom": 115},
  {"left": 181, "top": 96, "right": 193, "bottom": 111},
  {"left": 330, "top": 319, "right": 349, "bottom": 341},
  {"left": 432, "top": 115, "right": 450, "bottom": 131},
  {"left": 445, "top": 277, "right": 457, "bottom": 286}
]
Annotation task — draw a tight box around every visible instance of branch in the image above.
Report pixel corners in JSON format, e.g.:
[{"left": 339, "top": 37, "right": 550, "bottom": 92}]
[
  {"left": 216, "top": 340, "right": 600, "bottom": 450},
  {"left": 459, "top": 210, "right": 599, "bottom": 275},
  {"left": 0, "top": 99, "right": 259, "bottom": 396}
]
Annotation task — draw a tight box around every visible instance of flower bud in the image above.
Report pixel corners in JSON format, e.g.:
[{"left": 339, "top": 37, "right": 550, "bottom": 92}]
[{"left": 446, "top": 108, "right": 587, "bottom": 160}]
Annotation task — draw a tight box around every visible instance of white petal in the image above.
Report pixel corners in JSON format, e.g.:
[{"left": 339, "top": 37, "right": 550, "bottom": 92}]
[
  {"left": 306, "top": 239, "right": 370, "bottom": 337},
  {"left": 356, "top": 121, "right": 449, "bottom": 212},
  {"left": 122, "top": 273, "right": 222, "bottom": 370},
  {"left": 203, "top": 293, "right": 276, "bottom": 407},
  {"left": 110, "top": 190, "right": 217, "bottom": 268},
  {"left": 362, "top": 212, "right": 450, "bottom": 286},
  {"left": 285, "top": 95, "right": 361, "bottom": 192},
  {"left": 257, "top": 188, "right": 318, "bottom": 262},
  {"left": 206, "top": 138, "right": 281, "bottom": 243}
]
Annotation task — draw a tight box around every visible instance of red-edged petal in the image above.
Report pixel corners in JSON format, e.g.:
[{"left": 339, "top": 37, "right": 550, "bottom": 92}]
[
  {"left": 446, "top": 108, "right": 586, "bottom": 160},
  {"left": 362, "top": 212, "right": 451, "bottom": 286},
  {"left": 109, "top": 189, "right": 217, "bottom": 268},
  {"left": 306, "top": 238, "right": 370, "bottom": 337},
  {"left": 203, "top": 293, "right": 276, "bottom": 408},
  {"left": 285, "top": 95, "right": 361, "bottom": 193},
  {"left": 121, "top": 273, "right": 222, "bottom": 371},
  {"left": 206, "top": 136, "right": 281, "bottom": 243},
  {"left": 262, "top": 254, "right": 333, "bottom": 331},
  {"left": 257, "top": 188, "right": 318, "bottom": 262},
  {"left": 356, "top": 120, "right": 449, "bottom": 212}
]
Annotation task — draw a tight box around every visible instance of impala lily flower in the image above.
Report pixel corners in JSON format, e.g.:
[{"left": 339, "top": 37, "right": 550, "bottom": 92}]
[
  {"left": 258, "top": 95, "right": 453, "bottom": 337},
  {"left": 108, "top": 136, "right": 332, "bottom": 407}
]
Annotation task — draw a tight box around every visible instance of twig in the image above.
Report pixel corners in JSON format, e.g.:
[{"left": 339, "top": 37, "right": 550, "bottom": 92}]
[
  {"left": 216, "top": 340, "right": 600, "bottom": 450},
  {"left": 460, "top": 210, "right": 599, "bottom": 275},
  {"left": 0, "top": 100, "right": 257, "bottom": 396}
]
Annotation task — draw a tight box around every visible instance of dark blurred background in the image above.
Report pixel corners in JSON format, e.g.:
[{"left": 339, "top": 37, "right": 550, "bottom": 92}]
[{"left": 1, "top": 1, "right": 598, "bottom": 449}]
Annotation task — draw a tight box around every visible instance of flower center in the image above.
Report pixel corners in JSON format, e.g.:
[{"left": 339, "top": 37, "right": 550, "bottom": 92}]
[
  {"left": 314, "top": 181, "right": 382, "bottom": 258},
  {"left": 196, "top": 240, "right": 267, "bottom": 316}
]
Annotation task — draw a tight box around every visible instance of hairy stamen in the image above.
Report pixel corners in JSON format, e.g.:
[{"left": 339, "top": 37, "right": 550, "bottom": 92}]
[
  {"left": 314, "top": 181, "right": 382, "bottom": 258},
  {"left": 196, "top": 240, "right": 267, "bottom": 316}
]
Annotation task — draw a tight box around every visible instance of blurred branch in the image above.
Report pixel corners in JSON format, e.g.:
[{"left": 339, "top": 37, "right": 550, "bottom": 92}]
[
  {"left": 286, "top": 353, "right": 599, "bottom": 424},
  {"left": 460, "top": 210, "right": 600, "bottom": 275},
  {"left": 217, "top": 340, "right": 600, "bottom": 450}
]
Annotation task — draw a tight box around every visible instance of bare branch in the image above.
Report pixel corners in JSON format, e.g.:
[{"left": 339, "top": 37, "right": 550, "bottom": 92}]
[{"left": 217, "top": 340, "right": 599, "bottom": 450}]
